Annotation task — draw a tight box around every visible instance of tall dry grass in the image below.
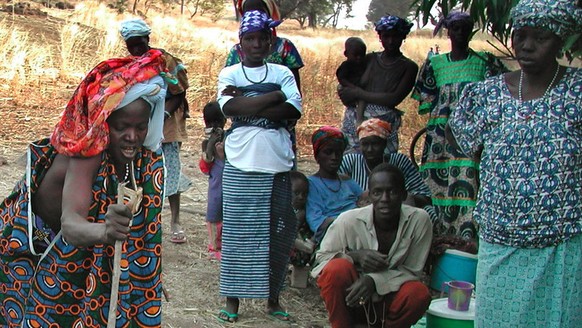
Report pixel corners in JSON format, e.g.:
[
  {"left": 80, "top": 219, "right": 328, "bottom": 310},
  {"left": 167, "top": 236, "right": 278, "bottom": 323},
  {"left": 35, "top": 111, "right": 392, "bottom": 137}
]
[{"left": 0, "top": 1, "right": 512, "bottom": 155}]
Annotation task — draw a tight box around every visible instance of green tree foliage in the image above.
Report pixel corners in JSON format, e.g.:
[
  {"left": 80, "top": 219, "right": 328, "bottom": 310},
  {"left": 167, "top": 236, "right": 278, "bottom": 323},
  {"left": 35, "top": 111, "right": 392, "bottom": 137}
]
[
  {"left": 367, "top": 0, "right": 416, "bottom": 23},
  {"left": 186, "top": 0, "right": 224, "bottom": 20},
  {"left": 276, "top": 0, "right": 354, "bottom": 28},
  {"left": 411, "top": 0, "right": 581, "bottom": 60}
]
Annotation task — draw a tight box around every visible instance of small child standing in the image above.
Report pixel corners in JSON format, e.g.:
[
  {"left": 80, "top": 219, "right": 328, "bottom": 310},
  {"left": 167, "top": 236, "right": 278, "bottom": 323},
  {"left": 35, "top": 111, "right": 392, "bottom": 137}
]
[
  {"left": 199, "top": 101, "right": 226, "bottom": 261},
  {"left": 336, "top": 37, "right": 368, "bottom": 127},
  {"left": 289, "top": 171, "right": 315, "bottom": 288}
]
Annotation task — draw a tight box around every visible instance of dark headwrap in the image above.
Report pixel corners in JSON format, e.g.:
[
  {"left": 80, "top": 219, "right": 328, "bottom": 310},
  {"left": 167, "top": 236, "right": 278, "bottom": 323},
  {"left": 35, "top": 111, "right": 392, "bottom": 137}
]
[
  {"left": 311, "top": 126, "right": 348, "bottom": 157},
  {"left": 239, "top": 10, "right": 281, "bottom": 39},
  {"left": 511, "top": 0, "right": 582, "bottom": 40},
  {"left": 374, "top": 15, "right": 413, "bottom": 36},
  {"left": 433, "top": 11, "right": 474, "bottom": 36}
]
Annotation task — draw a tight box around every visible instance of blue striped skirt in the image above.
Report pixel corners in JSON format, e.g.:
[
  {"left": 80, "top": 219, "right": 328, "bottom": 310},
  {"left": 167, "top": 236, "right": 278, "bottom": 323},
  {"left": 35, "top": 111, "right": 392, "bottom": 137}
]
[{"left": 219, "top": 161, "right": 296, "bottom": 299}]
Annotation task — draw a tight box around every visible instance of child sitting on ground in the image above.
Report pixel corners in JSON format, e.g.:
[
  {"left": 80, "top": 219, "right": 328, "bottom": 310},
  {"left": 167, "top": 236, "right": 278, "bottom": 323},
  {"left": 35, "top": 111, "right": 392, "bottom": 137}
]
[
  {"left": 289, "top": 171, "right": 315, "bottom": 288},
  {"left": 336, "top": 37, "right": 368, "bottom": 127},
  {"left": 199, "top": 101, "right": 226, "bottom": 261}
]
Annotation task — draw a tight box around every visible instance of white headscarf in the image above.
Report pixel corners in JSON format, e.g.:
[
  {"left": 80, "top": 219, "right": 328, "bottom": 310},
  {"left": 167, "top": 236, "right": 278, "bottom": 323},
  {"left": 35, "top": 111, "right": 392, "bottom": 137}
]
[{"left": 116, "top": 75, "right": 167, "bottom": 151}]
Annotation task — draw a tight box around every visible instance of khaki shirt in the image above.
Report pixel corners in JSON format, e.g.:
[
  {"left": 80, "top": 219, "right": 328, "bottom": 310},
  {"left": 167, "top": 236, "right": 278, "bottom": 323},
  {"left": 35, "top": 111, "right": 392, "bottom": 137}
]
[{"left": 311, "top": 204, "right": 432, "bottom": 296}]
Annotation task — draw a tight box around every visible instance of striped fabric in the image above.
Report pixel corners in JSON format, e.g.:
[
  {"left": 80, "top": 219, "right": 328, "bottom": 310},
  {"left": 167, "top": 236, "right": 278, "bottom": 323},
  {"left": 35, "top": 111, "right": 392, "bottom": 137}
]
[
  {"left": 339, "top": 152, "right": 440, "bottom": 231},
  {"left": 340, "top": 152, "right": 430, "bottom": 194},
  {"left": 220, "top": 161, "right": 296, "bottom": 299}
]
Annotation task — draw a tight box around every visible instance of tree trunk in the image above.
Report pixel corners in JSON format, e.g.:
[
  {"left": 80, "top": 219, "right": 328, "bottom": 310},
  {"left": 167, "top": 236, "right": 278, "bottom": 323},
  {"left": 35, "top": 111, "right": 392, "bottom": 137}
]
[
  {"left": 132, "top": 0, "right": 138, "bottom": 14},
  {"left": 307, "top": 10, "right": 316, "bottom": 28},
  {"left": 233, "top": 0, "right": 240, "bottom": 21}
]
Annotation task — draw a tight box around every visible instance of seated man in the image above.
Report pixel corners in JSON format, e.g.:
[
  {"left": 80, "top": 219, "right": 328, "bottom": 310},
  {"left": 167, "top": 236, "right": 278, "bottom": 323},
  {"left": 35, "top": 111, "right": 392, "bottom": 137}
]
[
  {"left": 339, "top": 118, "right": 443, "bottom": 235},
  {"left": 312, "top": 163, "right": 432, "bottom": 328}
]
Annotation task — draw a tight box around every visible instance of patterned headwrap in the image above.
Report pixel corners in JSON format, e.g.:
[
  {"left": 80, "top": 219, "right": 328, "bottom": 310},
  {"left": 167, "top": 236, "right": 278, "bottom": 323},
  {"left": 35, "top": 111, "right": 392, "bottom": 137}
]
[
  {"left": 357, "top": 118, "right": 392, "bottom": 140},
  {"left": 374, "top": 15, "right": 414, "bottom": 36},
  {"left": 237, "top": 0, "right": 281, "bottom": 21},
  {"left": 311, "top": 126, "right": 348, "bottom": 157},
  {"left": 511, "top": 0, "right": 582, "bottom": 40},
  {"left": 433, "top": 11, "right": 474, "bottom": 36},
  {"left": 51, "top": 49, "right": 167, "bottom": 157},
  {"left": 119, "top": 18, "right": 152, "bottom": 41},
  {"left": 239, "top": 10, "right": 281, "bottom": 39}
]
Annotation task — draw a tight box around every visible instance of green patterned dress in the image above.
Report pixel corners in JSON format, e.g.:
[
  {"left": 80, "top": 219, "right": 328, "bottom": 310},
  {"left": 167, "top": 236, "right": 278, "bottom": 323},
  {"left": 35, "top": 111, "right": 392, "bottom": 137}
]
[{"left": 412, "top": 50, "right": 506, "bottom": 238}]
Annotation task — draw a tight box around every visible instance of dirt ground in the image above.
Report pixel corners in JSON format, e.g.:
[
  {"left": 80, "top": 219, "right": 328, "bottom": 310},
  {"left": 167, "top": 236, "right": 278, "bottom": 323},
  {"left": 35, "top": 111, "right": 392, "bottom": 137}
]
[{"left": 156, "top": 147, "right": 330, "bottom": 328}]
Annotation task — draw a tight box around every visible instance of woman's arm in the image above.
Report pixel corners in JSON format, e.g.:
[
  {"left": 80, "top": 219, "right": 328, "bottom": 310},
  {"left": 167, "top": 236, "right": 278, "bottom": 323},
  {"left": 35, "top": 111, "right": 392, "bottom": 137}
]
[
  {"left": 60, "top": 156, "right": 132, "bottom": 247},
  {"left": 219, "top": 65, "right": 302, "bottom": 121},
  {"left": 221, "top": 90, "right": 300, "bottom": 120}
]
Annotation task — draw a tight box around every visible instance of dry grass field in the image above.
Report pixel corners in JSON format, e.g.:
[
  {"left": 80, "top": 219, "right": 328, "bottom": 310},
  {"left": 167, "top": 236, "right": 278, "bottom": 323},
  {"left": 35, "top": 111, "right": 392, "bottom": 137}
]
[{"left": 0, "top": 2, "right": 514, "bottom": 327}]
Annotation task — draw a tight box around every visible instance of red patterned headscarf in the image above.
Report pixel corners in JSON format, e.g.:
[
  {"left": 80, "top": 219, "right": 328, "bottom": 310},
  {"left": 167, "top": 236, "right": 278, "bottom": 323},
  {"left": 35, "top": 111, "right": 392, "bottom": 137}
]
[
  {"left": 51, "top": 49, "right": 166, "bottom": 157},
  {"left": 357, "top": 118, "right": 392, "bottom": 140},
  {"left": 311, "top": 126, "right": 348, "bottom": 157}
]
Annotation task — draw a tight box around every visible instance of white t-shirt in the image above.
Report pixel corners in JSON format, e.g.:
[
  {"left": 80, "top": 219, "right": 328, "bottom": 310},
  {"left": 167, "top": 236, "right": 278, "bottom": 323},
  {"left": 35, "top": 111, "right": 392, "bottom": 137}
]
[{"left": 217, "top": 63, "right": 302, "bottom": 173}]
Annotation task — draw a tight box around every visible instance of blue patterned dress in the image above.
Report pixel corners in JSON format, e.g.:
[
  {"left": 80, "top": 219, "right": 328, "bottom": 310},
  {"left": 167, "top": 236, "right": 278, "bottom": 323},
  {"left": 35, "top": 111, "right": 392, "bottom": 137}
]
[{"left": 449, "top": 67, "right": 582, "bottom": 327}]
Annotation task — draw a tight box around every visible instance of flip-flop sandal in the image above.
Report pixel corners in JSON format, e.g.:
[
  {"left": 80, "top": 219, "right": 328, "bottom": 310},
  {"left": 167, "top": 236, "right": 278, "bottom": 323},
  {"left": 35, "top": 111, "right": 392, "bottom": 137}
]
[
  {"left": 268, "top": 310, "right": 291, "bottom": 322},
  {"left": 216, "top": 309, "right": 238, "bottom": 323},
  {"left": 170, "top": 231, "right": 187, "bottom": 244}
]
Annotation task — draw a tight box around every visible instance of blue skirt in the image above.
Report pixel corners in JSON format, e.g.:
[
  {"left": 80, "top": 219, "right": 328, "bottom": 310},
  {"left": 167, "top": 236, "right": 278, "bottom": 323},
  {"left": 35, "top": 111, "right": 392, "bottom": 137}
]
[
  {"left": 476, "top": 234, "right": 582, "bottom": 327},
  {"left": 219, "top": 161, "right": 296, "bottom": 299}
]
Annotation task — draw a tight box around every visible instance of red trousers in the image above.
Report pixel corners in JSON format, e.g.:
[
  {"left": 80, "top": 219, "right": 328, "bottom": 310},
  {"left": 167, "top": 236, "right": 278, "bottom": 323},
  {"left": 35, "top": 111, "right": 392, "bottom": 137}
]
[{"left": 317, "top": 258, "right": 431, "bottom": 328}]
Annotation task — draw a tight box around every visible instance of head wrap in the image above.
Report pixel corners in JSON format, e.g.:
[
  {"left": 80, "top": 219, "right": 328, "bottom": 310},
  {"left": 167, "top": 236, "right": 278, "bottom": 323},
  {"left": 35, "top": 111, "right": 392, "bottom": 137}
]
[
  {"left": 311, "top": 126, "right": 348, "bottom": 157},
  {"left": 374, "top": 15, "right": 414, "bottom": 36},
  {"left": 51, "top": 50, "right": 167, "bottom": 157},
  {"left": 239, "top": 10, "right": 281, "bottom": 39},
  {"left": 357, "top": 119, "right": 392, "bottom": 140},
  {"left": 237, "top": 0, "right": 281, "bottom": 21},
  {"left": 433, "top": 11, "right": 474, "bottom": 36},
  {"left": 119, "top": 18, "right": 151, "bottom": 41},
  {"left": 511, "top": 0, "right": 582, "bottom": 40}
]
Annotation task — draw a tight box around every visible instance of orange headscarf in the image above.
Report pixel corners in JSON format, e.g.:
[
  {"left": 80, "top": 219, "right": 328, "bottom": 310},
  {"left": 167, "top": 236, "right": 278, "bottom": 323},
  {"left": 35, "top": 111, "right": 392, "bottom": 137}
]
[
  {"left": 357, "top": 118, "right": 392, "bottom": 140},
  {"left": 236, "top": 0, "right": 281, "bottom": 21}
]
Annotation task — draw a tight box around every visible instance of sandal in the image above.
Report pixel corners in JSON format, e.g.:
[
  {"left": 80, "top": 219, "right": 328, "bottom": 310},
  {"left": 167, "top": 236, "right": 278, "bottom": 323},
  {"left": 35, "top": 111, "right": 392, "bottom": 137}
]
[
  {"left": 170, "top": 231, "right": 187, "bottom": 244},
  {"left": 268, "top": 310, "right": 290, "bottom": 322},
  {"left": 216, "top": 309, "right": 238, "bottom": 323}
]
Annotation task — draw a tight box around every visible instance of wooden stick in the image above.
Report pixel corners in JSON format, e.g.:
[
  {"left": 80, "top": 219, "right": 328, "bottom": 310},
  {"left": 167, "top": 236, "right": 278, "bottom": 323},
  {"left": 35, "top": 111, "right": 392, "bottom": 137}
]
[{"left": 107, "top": 182, "right": 126, "bottom": 328}]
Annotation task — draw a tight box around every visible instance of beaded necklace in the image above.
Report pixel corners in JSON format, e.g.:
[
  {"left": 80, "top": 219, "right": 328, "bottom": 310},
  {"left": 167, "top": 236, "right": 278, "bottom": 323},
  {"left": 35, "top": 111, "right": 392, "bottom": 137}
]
[
  {"left": 122, "top": 162, "right": 130, "bottom": 182},
  {"left": 318, "top": 175, "right": 342, "bottom": 193},
  {"left": 241, "top": 62, "right": 269, "bottom": 84},
  {"left": 518, "top": 64, "right": 560, "bottom": 102}
]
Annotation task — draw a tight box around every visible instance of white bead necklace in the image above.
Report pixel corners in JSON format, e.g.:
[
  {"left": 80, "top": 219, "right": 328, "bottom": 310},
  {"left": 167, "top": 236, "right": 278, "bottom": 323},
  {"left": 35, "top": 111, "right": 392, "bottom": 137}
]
[
  {"left": 122, "top": 162, "right": 130, "bottom": 182},
  {"left": 518, "top": 64, "right": 560, "bottom": 102}
]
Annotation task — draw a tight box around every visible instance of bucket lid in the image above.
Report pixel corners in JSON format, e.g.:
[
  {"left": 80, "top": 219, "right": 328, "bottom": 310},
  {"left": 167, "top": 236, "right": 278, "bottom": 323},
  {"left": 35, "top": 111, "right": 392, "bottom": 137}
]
[
  {"left": 426, "top": 298, "right": 475, "bottom": 320},
  {"left": 445, "top": 249, "right": 478, "bottom": 259}
]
